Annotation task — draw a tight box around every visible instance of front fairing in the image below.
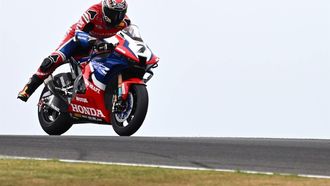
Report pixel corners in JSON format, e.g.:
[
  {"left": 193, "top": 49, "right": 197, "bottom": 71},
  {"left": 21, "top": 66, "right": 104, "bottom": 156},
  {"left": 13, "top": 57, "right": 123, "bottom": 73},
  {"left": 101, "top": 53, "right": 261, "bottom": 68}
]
[
  {"left": 114, "top": 34, "right": 159, "bottom": 65},
  {"left": 85, "top": 25, "right": 159, "bottom": 88},
  {"left": 89, "top": 52, "right": 129, "bottom": 85},
  {"left": 104, "top": 25, "right": 159, "bottom": 66}
]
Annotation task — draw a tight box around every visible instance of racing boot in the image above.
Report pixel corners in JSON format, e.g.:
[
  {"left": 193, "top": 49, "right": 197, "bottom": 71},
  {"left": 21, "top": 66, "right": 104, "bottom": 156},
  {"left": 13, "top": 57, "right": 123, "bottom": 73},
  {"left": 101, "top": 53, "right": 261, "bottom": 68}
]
[{"left": 17, "top": 75, "right": 43, "bottom": 102}]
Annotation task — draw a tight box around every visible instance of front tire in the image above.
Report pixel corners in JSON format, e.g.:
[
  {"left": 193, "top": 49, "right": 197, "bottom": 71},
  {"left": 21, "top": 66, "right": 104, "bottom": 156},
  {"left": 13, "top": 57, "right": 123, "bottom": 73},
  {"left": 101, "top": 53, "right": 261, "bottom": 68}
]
[
  {"left": 111, "top": 84, "right": 149, "bottom": 136},
  {"left": 38, "top": 87, "right": 72, "bottom": 135}
]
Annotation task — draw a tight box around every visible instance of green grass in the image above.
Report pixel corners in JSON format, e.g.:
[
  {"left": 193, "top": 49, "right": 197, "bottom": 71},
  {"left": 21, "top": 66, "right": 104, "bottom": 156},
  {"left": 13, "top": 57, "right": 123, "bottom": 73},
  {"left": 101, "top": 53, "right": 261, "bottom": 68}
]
[{"left": 0, "top": 159, "right": 329, "bottom": 186}]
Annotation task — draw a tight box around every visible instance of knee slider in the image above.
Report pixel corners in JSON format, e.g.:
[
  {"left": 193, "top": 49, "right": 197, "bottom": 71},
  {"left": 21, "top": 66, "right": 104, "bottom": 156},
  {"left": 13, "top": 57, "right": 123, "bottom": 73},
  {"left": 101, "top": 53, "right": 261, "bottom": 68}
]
[{"left": 40, "top": 57, "right": 54, "bottom": 72}]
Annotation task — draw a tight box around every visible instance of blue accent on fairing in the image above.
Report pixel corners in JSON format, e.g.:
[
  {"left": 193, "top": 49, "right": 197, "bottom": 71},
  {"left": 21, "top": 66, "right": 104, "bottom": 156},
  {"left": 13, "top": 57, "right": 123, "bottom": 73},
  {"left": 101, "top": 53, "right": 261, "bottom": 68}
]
[
  {"left": 78, "top": 57, "right": 90, "bottom": 64},
  {"left": 123, "top": 40, "right": 136, "bottom": 58},
  {"left": 90, "top": 51, "right": 129, "bottom": 85},
  {"left": 75, "top": 31, "right": 91, "bottom": 48}
]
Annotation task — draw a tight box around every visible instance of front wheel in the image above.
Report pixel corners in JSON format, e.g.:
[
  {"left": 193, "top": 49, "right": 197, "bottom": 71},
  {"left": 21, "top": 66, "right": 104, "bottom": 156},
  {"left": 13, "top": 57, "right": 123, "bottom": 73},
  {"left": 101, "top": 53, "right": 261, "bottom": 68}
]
[
  {"left": 111, "top": 84, "right": 149, "bottom": 136},
  {"left": 38, "top": 87, "right": 72, "bottom": 135}
]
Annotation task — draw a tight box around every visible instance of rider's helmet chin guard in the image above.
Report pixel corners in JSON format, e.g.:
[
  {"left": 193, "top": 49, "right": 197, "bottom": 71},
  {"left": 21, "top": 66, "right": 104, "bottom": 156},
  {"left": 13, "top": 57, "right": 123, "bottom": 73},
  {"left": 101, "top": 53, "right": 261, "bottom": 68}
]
[{"left": 102, "top": 0, "right": 128, "bottom": 27}]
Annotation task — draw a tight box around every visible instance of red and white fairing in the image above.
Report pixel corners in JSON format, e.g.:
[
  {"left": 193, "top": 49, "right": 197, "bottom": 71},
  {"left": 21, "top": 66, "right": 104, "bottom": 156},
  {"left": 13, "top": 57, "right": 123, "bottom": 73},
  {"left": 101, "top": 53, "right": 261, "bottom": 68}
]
[{"left": 107, "top": 25, "right": 160, "bottom": 65}]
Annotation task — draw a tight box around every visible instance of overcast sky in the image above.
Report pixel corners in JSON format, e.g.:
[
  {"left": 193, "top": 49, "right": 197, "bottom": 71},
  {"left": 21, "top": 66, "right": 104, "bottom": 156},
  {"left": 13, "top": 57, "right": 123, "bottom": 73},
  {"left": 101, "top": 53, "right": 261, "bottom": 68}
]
[{"left": 1, "top": 0, "right": 329, "bottom": 138}]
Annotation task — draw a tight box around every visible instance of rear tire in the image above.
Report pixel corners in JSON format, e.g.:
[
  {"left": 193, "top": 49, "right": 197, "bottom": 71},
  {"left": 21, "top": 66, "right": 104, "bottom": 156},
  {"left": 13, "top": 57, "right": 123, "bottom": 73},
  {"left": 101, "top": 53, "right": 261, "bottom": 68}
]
[
  {"left": 38, "top": 87, "right": 72, "bottom": 135},
  {"left": 111, "top": 84, "right": 149, "bottom": 136}
]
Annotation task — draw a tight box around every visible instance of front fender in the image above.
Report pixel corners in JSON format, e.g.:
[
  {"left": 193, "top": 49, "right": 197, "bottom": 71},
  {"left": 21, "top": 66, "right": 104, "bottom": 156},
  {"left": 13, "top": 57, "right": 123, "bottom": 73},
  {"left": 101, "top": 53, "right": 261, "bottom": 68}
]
[{"left": 121, "top": 78, "right": 145, "bottom": 100}]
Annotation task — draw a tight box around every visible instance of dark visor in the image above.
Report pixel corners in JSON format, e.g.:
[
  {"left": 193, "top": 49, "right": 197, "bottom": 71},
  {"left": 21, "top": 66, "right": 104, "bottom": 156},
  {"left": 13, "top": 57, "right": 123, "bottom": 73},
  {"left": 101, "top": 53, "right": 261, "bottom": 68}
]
[{"left": 104, "top": 7, "right": 126, "bottom": 25}]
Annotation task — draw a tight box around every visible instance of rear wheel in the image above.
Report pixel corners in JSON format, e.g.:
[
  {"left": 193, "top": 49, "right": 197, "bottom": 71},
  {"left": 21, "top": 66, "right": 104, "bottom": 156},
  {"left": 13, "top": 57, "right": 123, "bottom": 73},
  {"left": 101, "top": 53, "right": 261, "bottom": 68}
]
[
  {"left": 38, "top": 87, "right": 72, "bottom": 135},
  {"left": 111, "top": 84, "right": 149, "bottom": 136}
]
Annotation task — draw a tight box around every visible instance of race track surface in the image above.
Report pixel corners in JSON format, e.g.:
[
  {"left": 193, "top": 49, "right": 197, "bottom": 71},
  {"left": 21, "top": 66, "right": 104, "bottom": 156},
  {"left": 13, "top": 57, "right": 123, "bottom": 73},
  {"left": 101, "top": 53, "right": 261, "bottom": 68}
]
[{"left": 0, "top": 136, "right": 329, "bottom": 176}]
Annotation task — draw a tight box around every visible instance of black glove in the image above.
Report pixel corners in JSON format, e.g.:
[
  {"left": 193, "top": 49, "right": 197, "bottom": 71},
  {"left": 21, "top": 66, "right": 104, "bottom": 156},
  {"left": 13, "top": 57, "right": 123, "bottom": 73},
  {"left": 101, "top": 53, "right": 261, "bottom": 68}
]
[
  {"left": 94, "top": 41, "right": 116, "bottom": 52},
  {"left": 88, "top": 37, "right": 98, "bottom": 46}
]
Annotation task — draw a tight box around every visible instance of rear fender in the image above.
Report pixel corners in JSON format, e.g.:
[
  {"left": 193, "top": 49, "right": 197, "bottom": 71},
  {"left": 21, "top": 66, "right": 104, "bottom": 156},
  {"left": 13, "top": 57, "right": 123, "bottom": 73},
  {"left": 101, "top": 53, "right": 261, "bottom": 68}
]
[{"left": 121, "top": 78, "right": 145, "bottom": 100}]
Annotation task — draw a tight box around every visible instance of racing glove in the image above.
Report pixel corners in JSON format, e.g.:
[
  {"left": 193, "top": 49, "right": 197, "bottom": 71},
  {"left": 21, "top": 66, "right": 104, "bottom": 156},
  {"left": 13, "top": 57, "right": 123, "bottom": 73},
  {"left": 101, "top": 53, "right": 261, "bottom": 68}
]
[{"left": 94, "top": 41, "right": 116, "bottom": 52}]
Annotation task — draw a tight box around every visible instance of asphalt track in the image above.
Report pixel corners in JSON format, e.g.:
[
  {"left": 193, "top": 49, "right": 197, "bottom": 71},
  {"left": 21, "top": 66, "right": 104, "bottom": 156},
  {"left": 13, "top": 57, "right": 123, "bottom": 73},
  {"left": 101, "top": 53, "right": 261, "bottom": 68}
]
[{"left": 0, "top": 136, "right": 330, "bottom": 177}]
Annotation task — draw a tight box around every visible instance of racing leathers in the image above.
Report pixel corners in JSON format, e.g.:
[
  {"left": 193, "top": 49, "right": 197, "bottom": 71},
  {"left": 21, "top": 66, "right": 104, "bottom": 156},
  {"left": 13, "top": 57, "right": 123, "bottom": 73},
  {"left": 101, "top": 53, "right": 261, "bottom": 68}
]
[{"left": 18, "top": 2, "right": 130, "bottom": 102}]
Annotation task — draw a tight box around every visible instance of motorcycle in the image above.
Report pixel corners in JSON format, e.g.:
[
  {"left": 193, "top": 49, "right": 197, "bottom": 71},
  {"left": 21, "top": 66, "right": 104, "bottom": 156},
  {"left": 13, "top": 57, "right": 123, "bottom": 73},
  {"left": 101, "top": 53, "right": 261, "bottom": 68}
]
[{"left": 37, "top": 25, "right": 159, "bottom": 136}]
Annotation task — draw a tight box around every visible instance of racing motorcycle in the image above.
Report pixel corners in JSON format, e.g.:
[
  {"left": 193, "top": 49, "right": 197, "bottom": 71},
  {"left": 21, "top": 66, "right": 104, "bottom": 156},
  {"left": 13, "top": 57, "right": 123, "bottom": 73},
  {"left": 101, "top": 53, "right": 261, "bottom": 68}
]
[{"left": 38, "top": 25, "right": 159, "bottom": 136}]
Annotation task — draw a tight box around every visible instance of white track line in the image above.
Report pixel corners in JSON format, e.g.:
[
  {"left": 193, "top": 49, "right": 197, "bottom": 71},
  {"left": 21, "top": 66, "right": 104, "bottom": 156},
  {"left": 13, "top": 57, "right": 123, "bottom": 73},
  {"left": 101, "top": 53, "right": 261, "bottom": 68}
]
[{"left": 1, "top": 155, "right": 330, "bottom": 179}]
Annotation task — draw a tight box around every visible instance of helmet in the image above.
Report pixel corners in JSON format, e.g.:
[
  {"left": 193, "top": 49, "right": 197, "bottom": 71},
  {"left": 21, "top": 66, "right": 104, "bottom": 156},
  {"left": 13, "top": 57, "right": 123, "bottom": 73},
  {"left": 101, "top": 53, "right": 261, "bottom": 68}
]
[{"left": 102, "top": 0, "right": 128, "bottom": 27}]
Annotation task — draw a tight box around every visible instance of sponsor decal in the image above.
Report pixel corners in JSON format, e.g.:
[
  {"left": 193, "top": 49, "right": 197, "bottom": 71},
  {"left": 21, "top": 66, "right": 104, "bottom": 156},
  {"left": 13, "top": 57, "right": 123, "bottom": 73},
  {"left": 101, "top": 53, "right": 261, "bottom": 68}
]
[
  {"left": 89, "top": 83, "right": 101, "bottom": 94},
  {"left": 72, "top": 113, "right": 103, "bottom": 122},
  {"left": 90, "top": 31, "right": 117, "bottom": 38},
  {"left": 73, "top": 113, "right": 82, "bottom": 118},
  {"left": 93, "top": 62, "right": 110, "bottom": 76},
  {"left": 71, "top": 104, "right": 105, "bottom": 118},
  {"left": 75, "top": 97, "right": 88, "bottom": 103},
  {"left": 85, "top": 81, "right": 101, "bottom": 94},
  {"left": 84, "top": 115, "right": 103, "bottom": 122}
]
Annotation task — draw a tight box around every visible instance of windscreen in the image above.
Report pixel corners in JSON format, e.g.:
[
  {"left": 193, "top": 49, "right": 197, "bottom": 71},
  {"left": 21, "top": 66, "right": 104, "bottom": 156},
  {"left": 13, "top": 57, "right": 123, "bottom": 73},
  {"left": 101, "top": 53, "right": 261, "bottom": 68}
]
[{"left": 122, "top": 25, "right": 143, "bottom": 42}]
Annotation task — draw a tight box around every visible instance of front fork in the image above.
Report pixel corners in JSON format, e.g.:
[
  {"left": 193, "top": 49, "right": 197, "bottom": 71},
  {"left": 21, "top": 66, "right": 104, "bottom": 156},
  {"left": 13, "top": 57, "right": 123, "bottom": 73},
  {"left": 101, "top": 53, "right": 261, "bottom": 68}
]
[
  {"left": 112, "top": 74, "right": 146, "bottom": 113},
  {"left": 113, "top": 74, "right": 124, "bottom": 113}
]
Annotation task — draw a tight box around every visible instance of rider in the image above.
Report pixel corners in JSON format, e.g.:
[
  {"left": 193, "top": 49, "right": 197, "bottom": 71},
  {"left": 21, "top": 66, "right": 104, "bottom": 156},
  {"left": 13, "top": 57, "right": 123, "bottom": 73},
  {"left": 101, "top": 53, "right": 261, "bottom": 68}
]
[{"left": 18, "top": 0, "right": 130, "bottom": 102}]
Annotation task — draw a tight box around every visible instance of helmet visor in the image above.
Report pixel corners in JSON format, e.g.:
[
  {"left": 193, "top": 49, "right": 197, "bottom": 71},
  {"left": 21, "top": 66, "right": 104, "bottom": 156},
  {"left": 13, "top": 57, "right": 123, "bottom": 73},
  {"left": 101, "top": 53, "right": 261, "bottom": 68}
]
[{"left": 103, "top": 7, "right": 127, "bottom": 26}]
